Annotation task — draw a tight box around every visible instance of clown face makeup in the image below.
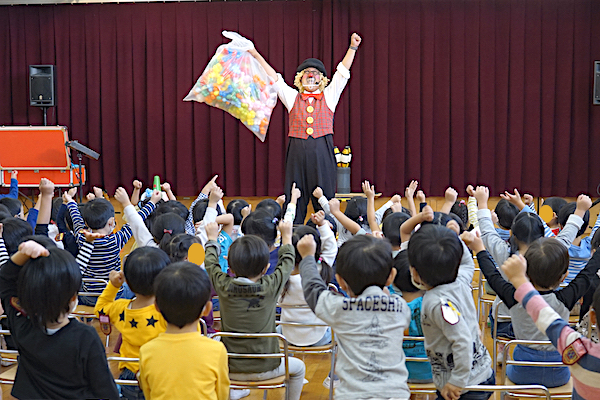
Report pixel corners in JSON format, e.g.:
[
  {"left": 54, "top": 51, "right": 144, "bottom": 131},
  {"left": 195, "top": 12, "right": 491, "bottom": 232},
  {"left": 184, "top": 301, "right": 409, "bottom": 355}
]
[{"left": 301, "top": 68, "right": 323, "bottom": 92}]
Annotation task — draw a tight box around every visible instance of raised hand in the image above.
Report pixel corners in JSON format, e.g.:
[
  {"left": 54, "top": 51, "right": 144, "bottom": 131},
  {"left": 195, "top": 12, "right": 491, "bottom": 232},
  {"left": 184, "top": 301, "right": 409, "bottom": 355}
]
[
  {"left": 109, "top": 270, "right": 125, "bottom": 288},
  {"left": 205, "top": 221, "right": 220, "bottom": 242},
  {"left": 405, "top": 180, "right": 418, "bottom": 199},
  {"left": 312, "top": 186, "right": 324, "bottom": 199},
  {"left": 296, "top": 234, "right": 317, "bottom": 259},
  {"left": 113, "top": 187, "right": 131, "bottom": 207},
  {"left": 310, "top": 210, "right": 326, "bottom": 226}
]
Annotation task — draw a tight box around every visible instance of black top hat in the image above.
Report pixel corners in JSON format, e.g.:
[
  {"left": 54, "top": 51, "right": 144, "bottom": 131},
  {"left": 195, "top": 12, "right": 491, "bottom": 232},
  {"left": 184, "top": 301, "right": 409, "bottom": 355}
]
[{"left": 296, "top": 58, "right": 327, "bottom": 77}]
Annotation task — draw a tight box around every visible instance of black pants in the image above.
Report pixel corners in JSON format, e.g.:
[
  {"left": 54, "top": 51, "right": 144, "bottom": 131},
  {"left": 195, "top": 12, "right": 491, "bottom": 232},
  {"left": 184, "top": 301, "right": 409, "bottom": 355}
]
[{"left": 284, "top": 135, "right": 337, "bottom": 224}]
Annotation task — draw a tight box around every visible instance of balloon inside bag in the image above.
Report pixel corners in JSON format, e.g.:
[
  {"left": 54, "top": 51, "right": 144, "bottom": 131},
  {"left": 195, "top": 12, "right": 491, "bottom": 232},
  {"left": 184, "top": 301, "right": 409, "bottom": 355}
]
[{"left": 184, "top": 44, "right": 278, "bottom": 142}]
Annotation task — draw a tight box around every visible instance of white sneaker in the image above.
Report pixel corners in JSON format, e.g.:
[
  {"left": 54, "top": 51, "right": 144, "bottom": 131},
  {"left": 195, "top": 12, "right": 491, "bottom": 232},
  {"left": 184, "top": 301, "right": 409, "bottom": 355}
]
[
  {"left": 229, "top": 389, "right": 250, "bottom": 400},
  {"left": 496, "top": 350, "right": 504, "bottom": 364},
  {"left": 322, "top": 376, "right": 340, "bottom": 389}
]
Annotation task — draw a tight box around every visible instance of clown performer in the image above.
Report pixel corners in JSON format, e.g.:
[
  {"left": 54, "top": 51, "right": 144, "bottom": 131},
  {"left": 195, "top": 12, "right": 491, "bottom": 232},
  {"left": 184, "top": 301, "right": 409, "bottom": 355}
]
[{"left": 227, "top": 31, "right": 362, "bottom": 224}]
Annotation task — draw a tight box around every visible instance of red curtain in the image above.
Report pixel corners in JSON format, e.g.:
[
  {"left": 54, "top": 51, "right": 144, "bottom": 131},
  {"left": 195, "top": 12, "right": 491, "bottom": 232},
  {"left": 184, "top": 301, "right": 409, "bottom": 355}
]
[{"left": 1, "top": 0, "right": 599, "bottom": 197}]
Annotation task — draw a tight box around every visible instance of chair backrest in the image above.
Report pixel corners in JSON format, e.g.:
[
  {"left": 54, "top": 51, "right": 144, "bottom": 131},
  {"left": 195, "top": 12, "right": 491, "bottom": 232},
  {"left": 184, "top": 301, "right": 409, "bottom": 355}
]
[
  {"left": 501, "top": 339, "right": 572, "bottom": 398},
  {"left": 410, "top": 383, "right": 550, "bottom": 399},
  {"left": 212, "top": 332, "right": 290, "bottom": 393},
  {"left": 78, "top": 278, "right": 109, "bottom": 297},
  {"left": 106, "top": 356, "right": 140, "bottom": 387}
]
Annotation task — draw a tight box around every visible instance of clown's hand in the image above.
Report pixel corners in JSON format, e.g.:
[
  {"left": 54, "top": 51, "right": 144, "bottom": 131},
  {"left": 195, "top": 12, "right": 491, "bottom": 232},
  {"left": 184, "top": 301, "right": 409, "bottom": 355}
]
[
  {"left": 222, "top": 31, "right": 255, "bottom": 51},
  {"left": 350, "top": 33, "right": 362, "bottom": 48}
]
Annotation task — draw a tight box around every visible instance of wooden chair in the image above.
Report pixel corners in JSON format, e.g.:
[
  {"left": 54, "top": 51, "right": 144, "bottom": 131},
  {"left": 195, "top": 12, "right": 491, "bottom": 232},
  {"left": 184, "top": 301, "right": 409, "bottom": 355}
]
[
  {"left": 213, "top": 332, "right": 290, "bottom": 400},
  {"left": 501, "top": 339, "right": 573, "bottom": 399}
]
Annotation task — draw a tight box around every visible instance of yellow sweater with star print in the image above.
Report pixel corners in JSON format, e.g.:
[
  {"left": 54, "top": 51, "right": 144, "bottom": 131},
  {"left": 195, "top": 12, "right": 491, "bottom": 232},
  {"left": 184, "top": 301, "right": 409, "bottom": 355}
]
[{"left": 95, "top": 282, "right": 167, "bottom": 373}]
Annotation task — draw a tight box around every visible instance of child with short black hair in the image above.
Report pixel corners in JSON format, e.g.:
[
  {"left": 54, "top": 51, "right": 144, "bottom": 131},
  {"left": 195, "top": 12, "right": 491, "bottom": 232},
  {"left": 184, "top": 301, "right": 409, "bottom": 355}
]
[
  {"left": 241, "top": 208, "right": 280, "bottom": 275},
  {"left": 139, "top": 261, "right": 229, "bottom": 400},
  {"left": 94, "top": 246, "right": 171, "bottom": 400},
  {"left": 408, "top": 224, "right": 494, "bottom": 400},
  {"left": 298, "top": 233, "right": 411, "bottom": 399},
  {"left": 502, "top": 254, "right": 600, "bottom": 399},
  {"left": 65, "top": 189, "right": 160, "bottom": 305},
  {"left": 205, "top": 220, "right": 306, "bottom": 400},
  {"left": 226, "top": 198, "right": 251, "bottom": 241},
  {"left": 0, "top": 240, "right": 118, "bottom": 399}
]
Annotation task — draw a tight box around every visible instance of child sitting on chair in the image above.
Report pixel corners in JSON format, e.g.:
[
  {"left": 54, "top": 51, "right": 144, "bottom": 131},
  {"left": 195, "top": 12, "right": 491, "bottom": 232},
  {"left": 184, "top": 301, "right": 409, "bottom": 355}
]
[
  {"left": 502, "top": 253, "right": 600, "bottom": 399},
  {"left": 0, "top": 240, "right": 118, "bottom": 399},
  {"left": 94, "top": 246, "right": 171, "bottom": 400},
  {"left": 64, "top": 188, "right": 159, "bottom": 305},
  {"left": 204, "top": 220, "right": 306, "bottom": 400},
  {"left": 408, "top": 224, "right": 494, "bottom": 400},
  {"left": 298, "top": 233, "right": 412, "bottom": 400},
  {"left": 139, "top": 261, "right": 229, "bottom": 400}
]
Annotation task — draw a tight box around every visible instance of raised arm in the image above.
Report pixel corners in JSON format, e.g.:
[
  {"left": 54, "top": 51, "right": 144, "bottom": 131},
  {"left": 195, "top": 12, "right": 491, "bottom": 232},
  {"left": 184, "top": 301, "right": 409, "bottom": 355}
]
[
  {"left": 404, "top": 180, "right": 418, "bottom": 217},
  {"left": 248, "top": 47, "right": 278, "bottom": 81},
  {"left": 400, "top": 205, "right": 434, "bottom": 243},
  {"left": 328, "top": 198, "right": 361, "bottom": 235},
  {"left": 161, "top": 182, "right": 177, "bottom": 201},
  {"left": 283, "top": 183, "right": 301, "bottom": 223},
  {"left": 461, "top": 231, "right": 517, "bottom": 308},
  {"left": 362, "top": 180, "right": 380, "bottom": 233},
  {"left": 440, "top": 187, "right": 458, "bottom": 215},
  {"left": 297, "top": 234, "right": 327, "bottom": 312},
  {"left": 131, "top": 180, "right": 142, "bottom": 206},
  {"left": 341, "top": 33, "right": 362, "bottom": 70}
]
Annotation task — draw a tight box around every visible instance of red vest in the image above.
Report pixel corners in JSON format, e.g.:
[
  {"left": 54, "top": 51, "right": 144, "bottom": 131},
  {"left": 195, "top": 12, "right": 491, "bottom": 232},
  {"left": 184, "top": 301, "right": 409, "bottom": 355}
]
[{"left": 288, "top": 94, "right": 334, "bottom": 139}]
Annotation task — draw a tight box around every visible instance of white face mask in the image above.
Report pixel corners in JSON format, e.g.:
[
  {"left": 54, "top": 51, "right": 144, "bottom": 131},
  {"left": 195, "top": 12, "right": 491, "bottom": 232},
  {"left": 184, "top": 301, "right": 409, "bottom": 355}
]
[
  {"left": 410, "top": 271, "right": 428, "bottom": 291},
  {"left": 70, "top": 297, "right": 78, "bottom": 314}
]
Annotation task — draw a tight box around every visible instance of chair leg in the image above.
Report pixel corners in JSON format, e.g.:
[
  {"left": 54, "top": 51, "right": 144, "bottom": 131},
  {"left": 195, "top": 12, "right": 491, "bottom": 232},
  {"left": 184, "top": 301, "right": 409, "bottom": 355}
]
[{"left": 263, "top": 389, "right": 267, "bottom": 400}]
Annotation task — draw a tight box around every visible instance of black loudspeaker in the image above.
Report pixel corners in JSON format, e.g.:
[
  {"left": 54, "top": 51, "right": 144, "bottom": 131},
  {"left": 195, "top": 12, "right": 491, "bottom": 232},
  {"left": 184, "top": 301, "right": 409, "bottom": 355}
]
[
  {"left": 594, "top": 61, "right": 600, "bottom": 105},
  {"left": 29, "top": 65, "right": 55, "bottom": 107}
]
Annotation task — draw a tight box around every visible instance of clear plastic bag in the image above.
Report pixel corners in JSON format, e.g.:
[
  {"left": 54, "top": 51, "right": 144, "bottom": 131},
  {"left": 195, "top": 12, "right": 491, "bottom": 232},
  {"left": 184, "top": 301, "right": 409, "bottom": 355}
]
[{"left": 184, "top": 38, "right": 277, "bottom": 142}]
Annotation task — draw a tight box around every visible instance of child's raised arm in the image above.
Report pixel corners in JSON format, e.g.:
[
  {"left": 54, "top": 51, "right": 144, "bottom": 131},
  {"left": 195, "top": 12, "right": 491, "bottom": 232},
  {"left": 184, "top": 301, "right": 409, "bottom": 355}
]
[
  {"left": 297, "top": 234, "right": 327, "bottom": 313},
  {"left": 440, "top": 187, "right": 458, "bottom": 215},
  {"left": 474, "top": 185, "right": 510, "bottom": 263},
  {"left": 328, "top": 198, "right": 361, "bottom": 235},
  {"left": 161, "top": 182, "right": 176, "bottom": 201},
  {"left": 362, "top": 180, "right": 380, "bottom": 234},
  {"left": 404, "top": 180, "right": 418, "bottom": 217},
  {"left": 400, "top": 205, "right": 434, "bottom": 244},
  {"left": 131, "top": 180, "right": 142, "bottom": 206},
  {"left": 185, "top": 175, "right": 218, "bottom": 235},
  {"left": 465, "top": 185, "right": 479, "bottom": 229},
  {"left": 115, "top": 187, "right": 154, "bottom": 247},
  {"left": 64, "top": 191, "right": 86, "bottom": 235},
  {"left": 313, "top": 187, "right": 330, "bottom": 214},
  {"left": 37, "top": 178, "right": 55, "bottom": 226},
  {"left": 311, "top": 211, "right": 337, "bottom": 267},
  {"left": 415, "top": 190, "right": 427, "bottom": 212},
  {"left": 283, "top": 182, "right": 301, "bottom": 223},
  {"left": 461, "top": 231, "right": 517, "bottom": 308}
]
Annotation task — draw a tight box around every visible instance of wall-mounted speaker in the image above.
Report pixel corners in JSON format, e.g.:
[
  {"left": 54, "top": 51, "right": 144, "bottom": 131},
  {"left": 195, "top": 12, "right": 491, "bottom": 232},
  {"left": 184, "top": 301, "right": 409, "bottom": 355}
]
[{"left": 29, "top": 65, "right": 55, "bottom": 107}]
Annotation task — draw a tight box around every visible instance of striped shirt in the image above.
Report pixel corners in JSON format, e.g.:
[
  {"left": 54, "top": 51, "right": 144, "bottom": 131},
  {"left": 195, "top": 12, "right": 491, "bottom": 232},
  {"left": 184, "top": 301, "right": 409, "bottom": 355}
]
[
  {"left": 516, "top": 282, "right": 600, "bottom": 400},
  {"left": 565, "top": 214, "right": 600, "bottom": 284},
  {"left": 67, "top": 201, "right": 155, "bottom": 294}
]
